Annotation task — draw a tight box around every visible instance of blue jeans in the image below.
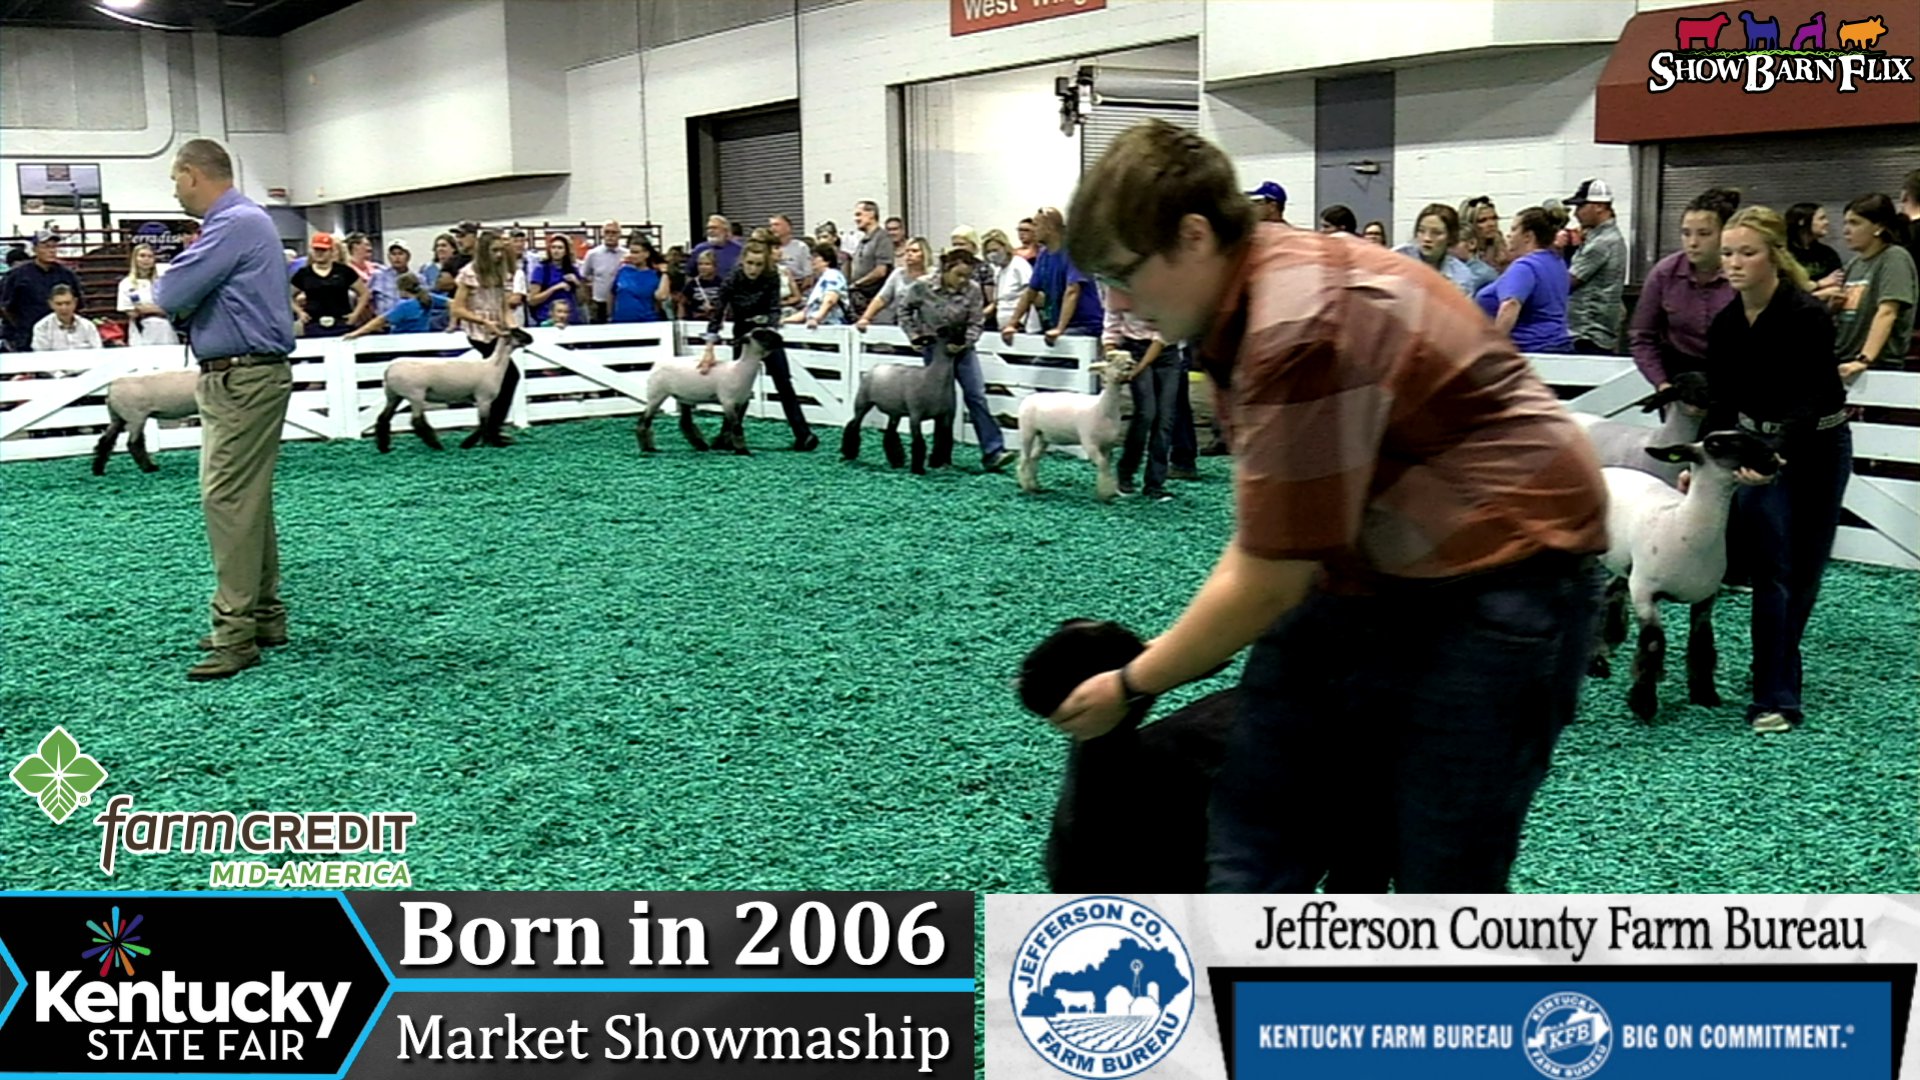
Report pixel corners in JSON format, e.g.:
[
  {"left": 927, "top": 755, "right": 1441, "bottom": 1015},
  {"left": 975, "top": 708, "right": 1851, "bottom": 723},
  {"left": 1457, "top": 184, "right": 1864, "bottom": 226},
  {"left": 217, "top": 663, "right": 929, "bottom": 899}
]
[
  {"left": 1170, "top": 346, "right": 1198, "bottom": 469},
  {"left": 1731, "top": 423, "right": 1852, "bottom": 720},
  {"left": 1116, "top": 340, "right": 1179, "bottom": 490},
  {"left": 937, "top": 344, "right": 1004, "bottom": 459},
  {"left": 1207, "top": 551, "right": 1602, "bottom": 893}
]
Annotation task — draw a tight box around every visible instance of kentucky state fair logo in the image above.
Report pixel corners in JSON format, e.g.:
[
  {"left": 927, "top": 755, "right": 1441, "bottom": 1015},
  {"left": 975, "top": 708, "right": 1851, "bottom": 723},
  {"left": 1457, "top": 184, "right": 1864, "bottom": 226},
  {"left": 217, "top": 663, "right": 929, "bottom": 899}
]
[
  {"left": 1649, "top": 10, "right": 1914, "bottom": 92},
  {"left": 1010, "top": 896, "right": 1194, "bottom": 1078},
  {"left": 1524, "top": 991, "right": 1614, "bottom": 1079},
  {"left": 83, "top": 905, "right": 152, "bottom": 978}
]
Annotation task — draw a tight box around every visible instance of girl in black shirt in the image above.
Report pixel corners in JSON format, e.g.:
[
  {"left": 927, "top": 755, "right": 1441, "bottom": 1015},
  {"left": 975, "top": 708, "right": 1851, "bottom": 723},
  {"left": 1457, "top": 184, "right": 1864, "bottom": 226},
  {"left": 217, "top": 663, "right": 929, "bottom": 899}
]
[
  {"left": 1785, "top": 203, "right": 1844, "bottom": 286},
  {"left": 700, "top": 241, "right": 815, "bottom": 451},
  {"left": 1705, "top": 206, "right": 1850, "bottom": 735},
  {"left": 291, "top": 235, "right": 368, "bottom": 337}
]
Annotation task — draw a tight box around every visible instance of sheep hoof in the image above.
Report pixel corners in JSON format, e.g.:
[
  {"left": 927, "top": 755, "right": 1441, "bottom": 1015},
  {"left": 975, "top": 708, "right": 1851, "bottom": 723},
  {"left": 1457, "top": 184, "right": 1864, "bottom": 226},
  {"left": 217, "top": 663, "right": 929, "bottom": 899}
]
[
  {"left": 460, "top": 432, "right": 483, "bottom": 450},
  {"left": 1628, "top": 682, "right": 1659, "bottom": 721},
  {"left": 139, "top": 462, "right": 160, "bottom": 474},
  {"left": 1689, "top": 684, "right": 1721, "bottom": 707},
  {"left": 1587, "top": 655, "right": 1611, "bottom": 679}
]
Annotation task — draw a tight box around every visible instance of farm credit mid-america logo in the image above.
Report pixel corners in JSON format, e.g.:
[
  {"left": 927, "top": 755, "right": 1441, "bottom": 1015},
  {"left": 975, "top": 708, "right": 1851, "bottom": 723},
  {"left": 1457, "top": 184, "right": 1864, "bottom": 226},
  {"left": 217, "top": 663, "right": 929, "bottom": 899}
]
[{"left": 1648, "top": 10, "right": 1914, "bottom": 92}]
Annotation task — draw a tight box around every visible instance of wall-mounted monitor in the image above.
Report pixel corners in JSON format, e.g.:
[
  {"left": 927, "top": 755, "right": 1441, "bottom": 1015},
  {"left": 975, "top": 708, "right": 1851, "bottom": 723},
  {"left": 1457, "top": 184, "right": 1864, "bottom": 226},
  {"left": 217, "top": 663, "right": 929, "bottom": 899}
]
[{"left": 18, "top": 163, "right": 104, "bottom": 212}]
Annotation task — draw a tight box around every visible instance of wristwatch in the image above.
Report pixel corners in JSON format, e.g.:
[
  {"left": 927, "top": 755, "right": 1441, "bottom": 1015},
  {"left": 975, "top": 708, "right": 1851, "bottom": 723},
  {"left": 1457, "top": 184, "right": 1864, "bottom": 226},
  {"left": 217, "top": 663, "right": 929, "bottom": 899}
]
[{"left": 1117, "top": 662, "right": 1158, "bottom": 710}]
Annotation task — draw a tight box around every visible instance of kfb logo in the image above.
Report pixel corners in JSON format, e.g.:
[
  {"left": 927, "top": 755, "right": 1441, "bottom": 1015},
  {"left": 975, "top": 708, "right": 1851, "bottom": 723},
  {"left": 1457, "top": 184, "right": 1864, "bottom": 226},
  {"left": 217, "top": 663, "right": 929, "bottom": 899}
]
[
  {"left": 1523, "top": 991, "right": 1614, "bottom": 1079},
  {"left": 1010, "top": 896, "right": 1194, "bottom": 1078}
]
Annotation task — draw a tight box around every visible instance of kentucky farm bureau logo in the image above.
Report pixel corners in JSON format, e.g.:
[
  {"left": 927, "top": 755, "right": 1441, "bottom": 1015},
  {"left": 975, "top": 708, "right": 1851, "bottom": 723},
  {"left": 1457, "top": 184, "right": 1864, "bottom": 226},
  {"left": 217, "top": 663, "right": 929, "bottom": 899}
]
[
  {"left": 1649, "top": 10, "right": 1914, "bottom": 92},
  {"left": 1524, "top": 991, "right": 1614, "bottom": 1079},
  {"left": 1011, "top": 896, "right": 1195, "bottom": 1078}
]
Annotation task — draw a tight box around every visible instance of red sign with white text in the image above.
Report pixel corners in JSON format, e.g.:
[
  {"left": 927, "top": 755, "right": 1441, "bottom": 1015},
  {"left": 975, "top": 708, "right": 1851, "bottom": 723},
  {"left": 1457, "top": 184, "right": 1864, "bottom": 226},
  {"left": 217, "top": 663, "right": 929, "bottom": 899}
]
[{"left": 951, "top": 0, "right": 1106, "bottom": 37}]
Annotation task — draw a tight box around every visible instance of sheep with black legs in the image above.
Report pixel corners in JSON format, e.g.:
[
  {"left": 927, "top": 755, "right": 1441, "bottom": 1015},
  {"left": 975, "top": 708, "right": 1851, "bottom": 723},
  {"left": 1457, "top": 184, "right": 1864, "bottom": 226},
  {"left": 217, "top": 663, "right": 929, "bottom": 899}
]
[
  {"left": 637, "top": 328, "right": 783, "bottom": 455},
  {"left": 91, "top": 369, "right": 199, "bottom": 475},
  {"left": 1572, "top": 371, "right": 1713, "bottom": 487},
  {"left": 840, "top": 336, "right": 957, "bottom": 474},
  {"left": 1015, "top": 350, "right": 1134, "bottom": 501},
  {"left": 374, "top": 328, "right": 531, "bottom": 452},
  {"left": 1595, "top": 431, "right": 1782, "bottom": 720}
]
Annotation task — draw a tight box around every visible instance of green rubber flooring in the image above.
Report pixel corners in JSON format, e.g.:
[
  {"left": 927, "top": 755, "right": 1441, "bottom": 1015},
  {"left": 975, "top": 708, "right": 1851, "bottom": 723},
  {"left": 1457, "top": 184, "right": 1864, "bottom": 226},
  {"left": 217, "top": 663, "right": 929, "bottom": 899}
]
[{"left": 2, "top": 415, "right": 1915, "bottom": 891}]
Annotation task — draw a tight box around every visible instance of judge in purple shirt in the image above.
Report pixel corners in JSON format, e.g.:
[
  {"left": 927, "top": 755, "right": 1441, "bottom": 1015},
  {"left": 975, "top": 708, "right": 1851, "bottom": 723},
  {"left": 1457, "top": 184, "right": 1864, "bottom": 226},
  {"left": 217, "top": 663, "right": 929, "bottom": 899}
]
[
  {"left": 1628, "top": 188, "right": 1739, "bottom": 391},
  {"left": 136, "top": 138, "right": 298, "bottom": 681}
]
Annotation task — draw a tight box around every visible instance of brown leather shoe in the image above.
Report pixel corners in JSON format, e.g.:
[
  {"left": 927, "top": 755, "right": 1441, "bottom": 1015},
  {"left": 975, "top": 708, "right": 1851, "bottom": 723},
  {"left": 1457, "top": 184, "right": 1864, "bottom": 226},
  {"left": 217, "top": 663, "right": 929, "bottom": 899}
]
[
  {"left": 187, "top": 643, "right": 261, "bottom": 681},
  {"left": 198, "top": 630, "right": 287, "bottom": 650}
]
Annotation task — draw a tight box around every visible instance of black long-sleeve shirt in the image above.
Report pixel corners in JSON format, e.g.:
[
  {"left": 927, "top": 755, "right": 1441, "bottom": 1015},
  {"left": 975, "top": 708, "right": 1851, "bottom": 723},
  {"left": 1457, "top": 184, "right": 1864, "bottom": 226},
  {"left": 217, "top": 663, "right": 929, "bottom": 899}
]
[
  {"left": 1704, "top": 281, "right": 1843, "bottom": 432},
  {"left": 704, "top": 265, "right": 782, "bottom": 345}
]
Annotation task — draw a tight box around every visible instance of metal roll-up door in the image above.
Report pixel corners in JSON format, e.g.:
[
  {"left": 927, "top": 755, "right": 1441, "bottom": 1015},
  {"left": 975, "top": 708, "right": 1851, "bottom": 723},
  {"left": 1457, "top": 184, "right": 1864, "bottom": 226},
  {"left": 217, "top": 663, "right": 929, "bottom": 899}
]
[
  {"left": 714, "top": 108, "right": 803, "bottom": 236},
  {"left": 1078, "top": 66, "right": 1200, "bottom": 172},
  {"left": 1652, "top": 126, "right": 1920, "bottom": 272}
]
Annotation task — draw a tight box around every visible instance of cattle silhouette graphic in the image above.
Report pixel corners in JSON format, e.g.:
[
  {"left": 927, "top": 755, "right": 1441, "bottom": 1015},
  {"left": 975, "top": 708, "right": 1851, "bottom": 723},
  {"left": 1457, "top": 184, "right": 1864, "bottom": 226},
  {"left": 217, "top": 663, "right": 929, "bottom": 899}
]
[{"left": 1676, "top": 11, "right": 1733, "bottom": 48}]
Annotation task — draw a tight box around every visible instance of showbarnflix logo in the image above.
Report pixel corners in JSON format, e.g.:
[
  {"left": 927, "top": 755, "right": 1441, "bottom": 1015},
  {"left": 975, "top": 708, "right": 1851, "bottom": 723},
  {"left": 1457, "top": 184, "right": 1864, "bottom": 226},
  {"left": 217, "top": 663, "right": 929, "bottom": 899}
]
[
  {"left": 1649, "top": 10, "right": 1914, "bottom": 92},
  {"left": 10, "top": 726, "right": 108, "bottom": 824}
]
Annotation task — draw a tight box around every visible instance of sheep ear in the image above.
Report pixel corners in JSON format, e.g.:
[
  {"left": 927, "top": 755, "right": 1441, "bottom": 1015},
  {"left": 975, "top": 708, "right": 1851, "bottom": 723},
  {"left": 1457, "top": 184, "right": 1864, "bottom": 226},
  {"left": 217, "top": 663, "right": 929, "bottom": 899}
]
[{"left": 1645, "top": 443, "right": 1704, "bottom": 465}]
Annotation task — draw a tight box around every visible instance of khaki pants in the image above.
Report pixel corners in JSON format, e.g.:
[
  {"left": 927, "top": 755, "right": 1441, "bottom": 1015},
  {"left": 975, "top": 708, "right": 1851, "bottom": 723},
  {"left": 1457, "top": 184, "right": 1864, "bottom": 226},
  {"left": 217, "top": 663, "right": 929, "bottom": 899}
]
[{"left": 196, "top": 359, "right": 292, "bottom": 646}]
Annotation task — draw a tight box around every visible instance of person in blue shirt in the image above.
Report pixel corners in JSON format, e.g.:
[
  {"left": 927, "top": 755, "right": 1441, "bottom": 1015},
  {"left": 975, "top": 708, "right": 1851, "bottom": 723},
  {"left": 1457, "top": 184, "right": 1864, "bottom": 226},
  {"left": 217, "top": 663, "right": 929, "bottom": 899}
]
[
  {"left": 131, "top": 138, "right": 298, "bottom": 682},
  {"left": 1475, "top": 208, "right": 1573, "bottom": 354},
  {"left": 1395, "top": 203, "right": 1480, "bottom": 296},
  {"left": 344, "top": 274, "right": 449, "bottom": 337},
  {"left": 610, "top": 236, "right": 668, "bottom": 323},
  {"left": 1001, "top": 207, "right": 1103, "bottom": 345}
]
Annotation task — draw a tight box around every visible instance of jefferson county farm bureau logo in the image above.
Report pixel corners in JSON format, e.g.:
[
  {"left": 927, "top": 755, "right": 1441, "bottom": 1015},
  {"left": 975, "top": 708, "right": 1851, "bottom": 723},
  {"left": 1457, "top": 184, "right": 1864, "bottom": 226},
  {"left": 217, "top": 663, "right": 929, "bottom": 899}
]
[
  {"left": 1524, "top": 991, "right": 1614, "bottom": 1079},
  {"left": 1011, "top": 896, "right": 1195, "bottom": 1078},
  {"left": 10, "top": 726, "right": 109, "bottom": 824},
  {"left": 1649, "top": 11, "right": 1914, "bottom": 92}
]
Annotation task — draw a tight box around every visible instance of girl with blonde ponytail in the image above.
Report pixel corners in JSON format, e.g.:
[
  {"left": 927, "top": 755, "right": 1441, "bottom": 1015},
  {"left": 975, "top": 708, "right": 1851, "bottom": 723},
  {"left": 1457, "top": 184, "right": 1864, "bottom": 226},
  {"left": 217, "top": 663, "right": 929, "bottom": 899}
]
[{"left": 1703, "top": 204, "right": 1851, "bottom": 736}]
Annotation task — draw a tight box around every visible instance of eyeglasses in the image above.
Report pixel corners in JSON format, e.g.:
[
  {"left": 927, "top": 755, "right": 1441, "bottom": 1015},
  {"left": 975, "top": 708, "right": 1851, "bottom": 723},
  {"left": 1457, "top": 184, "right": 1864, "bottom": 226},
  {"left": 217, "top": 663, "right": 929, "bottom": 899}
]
[{"left": 1093, "top": 250, "right": 1152, "bottom": 292}]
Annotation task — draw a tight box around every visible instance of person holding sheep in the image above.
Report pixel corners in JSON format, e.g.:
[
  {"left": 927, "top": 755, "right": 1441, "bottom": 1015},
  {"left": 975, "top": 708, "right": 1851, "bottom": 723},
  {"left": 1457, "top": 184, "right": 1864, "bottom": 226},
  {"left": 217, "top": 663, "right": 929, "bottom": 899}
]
[
  {"left": 1045, "top": 121, "right": 1609, "bottom": 893},
  {"left": 699, "top": 241, "right": 818, "bottom": 452},
  {"left": 1705, "top": 206, "right": 1853, "bottom": 735},
  {"left": 896, "top": 248, "right": 1015, "bottom": 472}
]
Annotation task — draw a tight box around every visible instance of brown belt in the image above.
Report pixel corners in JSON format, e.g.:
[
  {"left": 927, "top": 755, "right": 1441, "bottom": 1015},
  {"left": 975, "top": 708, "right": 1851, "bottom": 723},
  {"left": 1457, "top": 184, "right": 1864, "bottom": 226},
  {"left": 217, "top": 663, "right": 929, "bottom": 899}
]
[{"left": 199, "top": 355, "right": 288, "bottom": 373}]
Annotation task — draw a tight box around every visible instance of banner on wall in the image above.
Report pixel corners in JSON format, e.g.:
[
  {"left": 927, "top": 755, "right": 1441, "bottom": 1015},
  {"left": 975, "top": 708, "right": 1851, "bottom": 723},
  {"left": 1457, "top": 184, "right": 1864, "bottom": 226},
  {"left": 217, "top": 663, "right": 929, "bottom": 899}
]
[
  {"left": 951, "top": 0, "right": 1106, "bottom": 37},
  {"left": 118, "top": 218, "right": 202, "bottom": 261},
  {"left": 0, "top": 891, "right": 974, "bottom": 1077},
  {"left": 987, "top": 894, "right": 1918, "bottom": 1078}
]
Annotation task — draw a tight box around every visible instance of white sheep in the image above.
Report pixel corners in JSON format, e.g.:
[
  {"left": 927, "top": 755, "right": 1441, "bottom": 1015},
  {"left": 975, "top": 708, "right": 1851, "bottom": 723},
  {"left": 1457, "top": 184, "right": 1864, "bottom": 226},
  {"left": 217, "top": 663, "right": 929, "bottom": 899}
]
[
  {"left": 1595, "top": 430, "right": 1781, "bottom": 721},
  {"left": 91, "top": 369, "right": 199, "bottom": 475},
  {"left": 636, "top": 328, "right": 780, "bottom": 455},
  {"left": 1572, "top": 371, "right": 1712, "bottom": 487},
  {"left": 1015, "top": 350, "right": 1135, "bottom": 501},
  {"left": 374, "top": 328, "right": 531, "bottom": 452}
]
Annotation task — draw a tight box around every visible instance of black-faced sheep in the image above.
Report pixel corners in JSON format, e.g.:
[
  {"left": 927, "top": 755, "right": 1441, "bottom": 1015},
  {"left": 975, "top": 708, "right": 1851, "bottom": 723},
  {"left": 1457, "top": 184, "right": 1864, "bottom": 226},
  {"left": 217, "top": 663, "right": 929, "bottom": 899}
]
[
  {"left": 839, "top": 339, "right": 957, "bottom": 474},
  {"left": 91, "top": 369, "right": 199, "bottom": 475},
  {"left": 1596, "top": 431, "right": 1783, "bottom": 720},
  {"left": 637, "top": 328, "right": 783, "bottom": 455},
  {"left": 374, "top": 328, "right": 531, "bottom": 452}
]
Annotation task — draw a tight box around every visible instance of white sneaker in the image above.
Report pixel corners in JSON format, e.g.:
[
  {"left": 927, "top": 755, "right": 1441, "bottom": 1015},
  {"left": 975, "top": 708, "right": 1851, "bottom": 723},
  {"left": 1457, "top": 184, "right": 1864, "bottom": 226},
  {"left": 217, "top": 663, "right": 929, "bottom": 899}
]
[{"left": 1750, "top": 711, "right": 1792, "bottom": 734}]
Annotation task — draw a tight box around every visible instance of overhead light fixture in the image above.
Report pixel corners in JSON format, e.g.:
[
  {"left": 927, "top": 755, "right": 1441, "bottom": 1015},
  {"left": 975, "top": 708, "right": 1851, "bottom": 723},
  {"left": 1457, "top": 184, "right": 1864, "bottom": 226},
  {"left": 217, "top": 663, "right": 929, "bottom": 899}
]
[{"left": 91, "top": 2, "right": 190, "bottom": 30}]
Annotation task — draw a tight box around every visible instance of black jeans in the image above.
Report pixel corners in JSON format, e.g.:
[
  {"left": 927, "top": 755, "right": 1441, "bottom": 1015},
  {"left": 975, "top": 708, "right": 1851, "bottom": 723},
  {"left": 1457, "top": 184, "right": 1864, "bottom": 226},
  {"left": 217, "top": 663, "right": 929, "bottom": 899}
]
[
  {"left": 1116, "top": 340, "right": 1179, "bottom": 490},
  {"left": 1207, "top": 551, "right": 1602, "bottom": 893},
  {"left": 739, "top": 330, "right": 809, "bottom": 439},
  {"left": 1730, "top": 423, "right": 1852, "bottom": 720}
]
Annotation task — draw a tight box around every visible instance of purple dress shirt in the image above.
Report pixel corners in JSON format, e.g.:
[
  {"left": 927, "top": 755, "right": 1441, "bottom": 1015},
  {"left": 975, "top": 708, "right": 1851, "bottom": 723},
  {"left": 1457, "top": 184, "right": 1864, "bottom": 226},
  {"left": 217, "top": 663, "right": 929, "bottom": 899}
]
[{"left": 1628, "top": 249, "right": 1733, "bottom": 387}]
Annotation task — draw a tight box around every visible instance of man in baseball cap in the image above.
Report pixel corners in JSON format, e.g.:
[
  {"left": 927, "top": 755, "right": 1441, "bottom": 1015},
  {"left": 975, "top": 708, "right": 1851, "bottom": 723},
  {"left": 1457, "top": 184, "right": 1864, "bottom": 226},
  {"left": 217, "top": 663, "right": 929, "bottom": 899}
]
[
  {"left": 1563, "top": 179, "right": 1626, "bottom": 354},
  {"left": 1245, "top": 180, "right": 1287, "bottom": 223}
]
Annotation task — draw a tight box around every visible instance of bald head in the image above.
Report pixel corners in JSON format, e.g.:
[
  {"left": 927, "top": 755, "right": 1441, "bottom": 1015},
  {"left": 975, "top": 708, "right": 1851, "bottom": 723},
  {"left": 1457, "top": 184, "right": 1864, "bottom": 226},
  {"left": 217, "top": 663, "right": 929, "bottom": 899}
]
[{"left": 171, "top": 138, "right": 234, "bottom": 217}]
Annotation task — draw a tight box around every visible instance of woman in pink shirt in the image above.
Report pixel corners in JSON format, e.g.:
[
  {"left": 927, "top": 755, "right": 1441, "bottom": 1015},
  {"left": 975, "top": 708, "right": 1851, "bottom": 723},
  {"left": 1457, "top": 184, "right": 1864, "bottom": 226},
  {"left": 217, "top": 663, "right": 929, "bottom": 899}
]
[{"left": 1628, "top": 188, "right": 1740, "bottom": 391}]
